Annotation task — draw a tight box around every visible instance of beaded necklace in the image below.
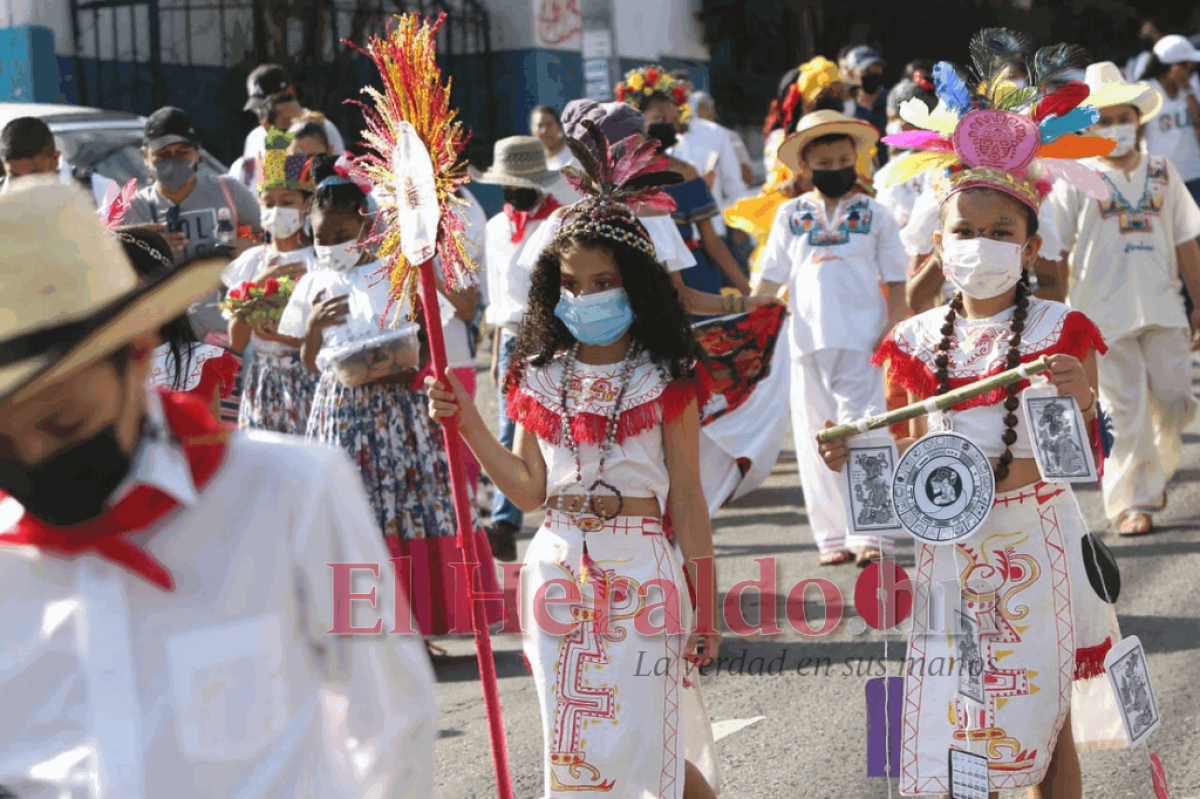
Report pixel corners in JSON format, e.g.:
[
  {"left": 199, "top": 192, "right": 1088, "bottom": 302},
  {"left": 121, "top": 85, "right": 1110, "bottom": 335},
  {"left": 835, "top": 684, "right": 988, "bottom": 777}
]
[{"left": 554, "top": 341, "right": 639, "bottom": 547}]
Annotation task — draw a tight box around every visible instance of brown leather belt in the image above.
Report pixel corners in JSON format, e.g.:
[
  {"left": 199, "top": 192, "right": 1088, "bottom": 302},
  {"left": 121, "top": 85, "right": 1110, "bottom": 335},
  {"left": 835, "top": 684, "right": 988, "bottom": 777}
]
[{"left": 545, "top": 493, "right": 662, "bottom": 519}]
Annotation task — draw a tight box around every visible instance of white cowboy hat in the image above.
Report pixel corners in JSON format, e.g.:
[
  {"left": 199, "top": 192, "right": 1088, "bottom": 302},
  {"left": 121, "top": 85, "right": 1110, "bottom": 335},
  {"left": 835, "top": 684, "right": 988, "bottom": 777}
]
[
  {"left": 0, "top": 179, "right": 226, "bottom": 406},
  {"left": 776, "top": 110, "right": 879, "bottom": 173},
  {"left": 1084, "top": 61, "right": 1163, "bottom": 124},
  {"left": 472, "top": 136, "right": 559, "bottom": 189}
]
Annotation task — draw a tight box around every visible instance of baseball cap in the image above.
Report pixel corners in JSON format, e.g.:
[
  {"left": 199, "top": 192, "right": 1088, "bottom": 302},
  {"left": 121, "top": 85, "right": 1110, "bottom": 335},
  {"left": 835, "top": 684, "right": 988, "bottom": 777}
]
[
  {"left": 244, "top": 64, "right": 293, "bottom": 111},
  {"left": 143, "top": 107, "right": 199, "bottom": 152},
  {"left": 845, "top": 45, "right": 884, "bottom": 73},
  {"left": 1153, "top": 35, "right": 1200, "bottom": 65}
]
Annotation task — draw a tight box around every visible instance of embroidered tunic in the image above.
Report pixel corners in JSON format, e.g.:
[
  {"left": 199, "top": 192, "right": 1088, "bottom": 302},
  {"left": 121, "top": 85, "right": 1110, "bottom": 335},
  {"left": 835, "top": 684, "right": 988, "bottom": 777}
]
[
  {"left": 506, "top": 353, "right": 719, "bottom": 798},
  {"left": 874, "top": 300, "right": 1120, "bottom": 794}
]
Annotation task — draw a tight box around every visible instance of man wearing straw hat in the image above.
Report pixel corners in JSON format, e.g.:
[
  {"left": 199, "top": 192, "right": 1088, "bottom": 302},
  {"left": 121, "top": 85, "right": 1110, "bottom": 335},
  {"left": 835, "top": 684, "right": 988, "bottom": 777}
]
[
  {"left": 474, "top": 136, "right": 563, "bottom": 561},
  {"left": 0, "top": 180, "right": 436, "bottom": 797},
  {"left": 1049, "top": 61, "right": 1200, "bottom": 537}
]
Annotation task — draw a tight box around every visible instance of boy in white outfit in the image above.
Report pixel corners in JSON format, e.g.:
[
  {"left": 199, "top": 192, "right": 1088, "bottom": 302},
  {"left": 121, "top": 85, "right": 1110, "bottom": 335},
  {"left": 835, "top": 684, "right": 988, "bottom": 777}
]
[
  {"left": 1051, "top": 61, "right": 1200, "bottom": 535},
  {"left": 753, "top": 111, "right": 907, "bottom": 566}
]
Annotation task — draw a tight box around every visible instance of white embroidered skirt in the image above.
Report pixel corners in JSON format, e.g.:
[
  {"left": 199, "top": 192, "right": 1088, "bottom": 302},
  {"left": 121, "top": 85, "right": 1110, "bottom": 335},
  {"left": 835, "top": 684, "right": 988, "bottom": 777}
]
[
  {"left": 521, "top": 511, "right": 719, "bottom": 798},
  {"left": 900, "top": 482, "right": 1118, "bottom": 795}
]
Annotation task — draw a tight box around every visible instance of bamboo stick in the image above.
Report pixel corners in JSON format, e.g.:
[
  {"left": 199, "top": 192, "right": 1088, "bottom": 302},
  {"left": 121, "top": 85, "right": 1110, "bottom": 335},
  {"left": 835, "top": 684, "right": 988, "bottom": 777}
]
[{"left": 816, "top": 355, "right": 1051, "bottom": 443}]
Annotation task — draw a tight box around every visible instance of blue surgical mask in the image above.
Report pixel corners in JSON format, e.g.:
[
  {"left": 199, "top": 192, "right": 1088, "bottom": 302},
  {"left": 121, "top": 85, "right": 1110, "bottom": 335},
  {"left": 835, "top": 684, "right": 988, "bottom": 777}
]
[{"left": 553, "top": 287, "right": 634, "bottom": 346}]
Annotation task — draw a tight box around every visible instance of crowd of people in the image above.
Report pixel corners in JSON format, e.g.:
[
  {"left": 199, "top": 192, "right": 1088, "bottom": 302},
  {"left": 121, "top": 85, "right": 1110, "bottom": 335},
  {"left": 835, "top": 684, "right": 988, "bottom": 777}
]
[{"left": 0, "top": 16, "right": 1198, "bottom": 798}]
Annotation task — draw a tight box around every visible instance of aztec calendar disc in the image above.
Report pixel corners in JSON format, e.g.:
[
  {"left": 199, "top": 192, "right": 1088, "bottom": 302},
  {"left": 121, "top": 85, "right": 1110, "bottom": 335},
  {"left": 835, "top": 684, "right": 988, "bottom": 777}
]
[{"left": 891, "top": 432, "right": 995, "bottom": 545}]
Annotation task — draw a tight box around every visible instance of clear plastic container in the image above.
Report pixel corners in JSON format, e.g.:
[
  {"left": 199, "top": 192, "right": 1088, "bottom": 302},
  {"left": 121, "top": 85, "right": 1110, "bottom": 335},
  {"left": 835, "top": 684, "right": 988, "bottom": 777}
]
[{"left": 319, "top": 324, "right": 422, "bottom": 387}]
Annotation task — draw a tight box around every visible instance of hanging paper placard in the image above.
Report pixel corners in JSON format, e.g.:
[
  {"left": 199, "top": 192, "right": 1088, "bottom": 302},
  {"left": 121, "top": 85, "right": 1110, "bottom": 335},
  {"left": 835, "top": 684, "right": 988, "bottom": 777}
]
[
  {"left": 1022, "top": 384, "right": 1097, "bottom": 483},
  {"left": 391, "top": 121, "right": 440, "bottom": 265},
  {"left": 948, "top": 748, "right": 989, "bottom": 799},
  {"left": 845, "top": 435, "right": 904, "bottom": 538},
  {"left": 1105, "top": 635, "right": 1161, "bottom": 747}
]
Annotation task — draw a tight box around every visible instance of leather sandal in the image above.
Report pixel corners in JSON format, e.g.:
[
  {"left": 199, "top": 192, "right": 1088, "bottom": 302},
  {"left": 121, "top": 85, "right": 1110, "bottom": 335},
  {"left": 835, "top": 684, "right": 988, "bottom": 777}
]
[
  {"left": 856, "top": 546, "right": 884, "bottom": 567},
  {"left": 818, "top": 550, "right": 855, "bottom": 566},
  {"left": 1116, "top": 511, "right": 1153, "bottom": 537}
]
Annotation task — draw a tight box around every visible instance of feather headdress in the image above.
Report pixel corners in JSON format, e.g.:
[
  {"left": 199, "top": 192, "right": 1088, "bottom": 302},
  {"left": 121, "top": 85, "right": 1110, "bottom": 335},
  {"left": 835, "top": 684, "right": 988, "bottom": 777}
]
[
  {"left": 349, "top": 13, "right": 476, "bottom": 323},
  {"left": 554, "top": 120, "right": 684, "bottom": 255},
  {"left": 102, "top": 178, "right": 138, "bottom": 231},
  {"left": 881, "top": 28, "right": 1114, "bottom": 208}
]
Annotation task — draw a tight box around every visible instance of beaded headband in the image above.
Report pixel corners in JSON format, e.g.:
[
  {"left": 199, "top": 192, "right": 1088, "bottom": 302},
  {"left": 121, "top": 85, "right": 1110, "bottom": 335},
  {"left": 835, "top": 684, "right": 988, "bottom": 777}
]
[
  {"left": 880, "top": 28, "right": 1116, "bottom": 210},
  {"left": 553, "top": 120, "right": 683, "bottom": 255},
  {"left": 115, "top": 229, "right": 173, "bottom": 270}
]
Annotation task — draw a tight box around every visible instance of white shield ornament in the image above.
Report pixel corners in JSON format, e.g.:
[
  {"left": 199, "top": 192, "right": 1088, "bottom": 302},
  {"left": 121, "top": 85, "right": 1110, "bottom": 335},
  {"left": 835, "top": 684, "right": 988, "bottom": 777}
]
[
  {"left": 891, "top": 432, "right": 995, "bottom": 544},
  {"left": 391, "top": 121, "right": 440, "bottom": 264}
]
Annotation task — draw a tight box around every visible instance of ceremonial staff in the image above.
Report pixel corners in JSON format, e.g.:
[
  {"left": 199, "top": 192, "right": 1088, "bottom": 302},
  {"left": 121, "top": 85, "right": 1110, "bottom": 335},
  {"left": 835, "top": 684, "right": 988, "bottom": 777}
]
[
  {"left": 817, "top": 355, "right": 1051, "bottom": 443},
  {"left": 351, "top": 15, "right": 513, "bottom": 798}
]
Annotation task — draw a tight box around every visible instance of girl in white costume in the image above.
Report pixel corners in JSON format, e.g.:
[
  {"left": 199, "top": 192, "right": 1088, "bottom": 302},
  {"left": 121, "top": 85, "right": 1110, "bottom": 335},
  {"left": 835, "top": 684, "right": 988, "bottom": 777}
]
[
  {"left": 427, "top": 121, "right": 721, "bottom": 798},
  {"left": 824, "top": 32, "right": 1123, "bottom": 798}
]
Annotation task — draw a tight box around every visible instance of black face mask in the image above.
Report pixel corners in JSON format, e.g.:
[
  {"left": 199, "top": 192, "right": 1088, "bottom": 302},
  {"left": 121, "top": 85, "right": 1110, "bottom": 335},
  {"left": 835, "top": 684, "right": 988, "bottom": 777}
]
[
  {"left": 860, "top": 72, "right": 885, "bottom": 95},
  {"left": 812, "top": 95, "right": 845, "bottom": 113},
  {"left": 503, "top": 187, "right": 540, "bottom": 212},
  {"left": 811, "top": 165, "right": 858, "bottom": 198},
  {"left": 647, "top": 122, "right": 678, "bottom": 152},
  {"left": 0, "top": 424, "right": 134, "bottom": 527}
]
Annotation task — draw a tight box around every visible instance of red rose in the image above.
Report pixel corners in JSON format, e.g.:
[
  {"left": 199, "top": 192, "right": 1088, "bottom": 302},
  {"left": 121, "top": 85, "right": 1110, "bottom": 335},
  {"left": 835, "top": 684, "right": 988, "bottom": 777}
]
[
  {"left": 645, "top": 68, "right": 660, "bottom": 85},
  {"left": 228, "top": 287, "right": 246, "bottom": 301},
  {"left": 263, "top": 278, "right": 280, "bottom": 297},
  {"left": 673, "top": 85, "right": 687, "bottom": 103},
  {"left": 616, "top": 84, "right": 626, "bottom": 101}
]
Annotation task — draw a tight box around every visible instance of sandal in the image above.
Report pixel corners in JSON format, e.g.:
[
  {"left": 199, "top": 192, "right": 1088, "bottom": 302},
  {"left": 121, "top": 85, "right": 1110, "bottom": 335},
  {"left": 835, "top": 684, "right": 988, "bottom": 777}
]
[
  {"left": 818, "top": 550, "right": 855, "bottom": 566},
  {"left": 1116, "top": 511, "right": 1153, "bottom": 537},
  {"left": 856, "top": 546, "right": 883, "bottom": 567}
]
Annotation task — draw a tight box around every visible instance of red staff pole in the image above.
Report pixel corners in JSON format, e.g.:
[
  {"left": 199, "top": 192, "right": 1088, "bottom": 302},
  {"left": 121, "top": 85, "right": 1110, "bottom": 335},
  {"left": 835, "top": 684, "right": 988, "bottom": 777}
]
[{"left": 414, "top": 256, "right": 513, "bottom": 799}]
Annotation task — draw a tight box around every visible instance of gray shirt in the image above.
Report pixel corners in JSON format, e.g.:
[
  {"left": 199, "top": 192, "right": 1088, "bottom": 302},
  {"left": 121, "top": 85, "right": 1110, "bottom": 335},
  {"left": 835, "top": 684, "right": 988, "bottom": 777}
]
[{"left": 124, "top": 173, "right": 261, "bottom": 337}]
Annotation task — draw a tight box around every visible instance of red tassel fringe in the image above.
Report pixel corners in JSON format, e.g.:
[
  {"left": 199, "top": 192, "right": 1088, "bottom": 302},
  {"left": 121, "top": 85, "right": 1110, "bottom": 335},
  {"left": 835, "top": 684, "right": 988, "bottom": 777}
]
[
  {"left": 505, "top": 374, "right": 706, "bottom": 445},
  {"left": 1074, "top": 637, "right": 1113, "bottom": 681},
  {"left": 872, "top": 311, "right": 1107, "bottom": 410}
]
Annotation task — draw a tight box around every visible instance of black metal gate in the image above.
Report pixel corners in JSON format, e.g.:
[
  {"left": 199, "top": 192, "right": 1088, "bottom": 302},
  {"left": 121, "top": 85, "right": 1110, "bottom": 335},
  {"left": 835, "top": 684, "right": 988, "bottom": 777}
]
[{"left": 69, "top": 0, "right": 494, "bottom": 164}]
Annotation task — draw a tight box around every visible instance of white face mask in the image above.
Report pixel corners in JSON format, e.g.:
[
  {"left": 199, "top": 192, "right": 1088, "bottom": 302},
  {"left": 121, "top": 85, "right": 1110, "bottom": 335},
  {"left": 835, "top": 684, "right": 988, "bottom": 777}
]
[
  {"left": 314, "top": 237, "right": 363, "bottom": 271},
  {"left": 261, "top": 206, "right": 304, "bottom": 240},
  {"left": 940, "top": 238, "right": 1026, "bottom": 299},
  {"left": 1099, "top": 123, "right": 1138, "bottom": 158}
]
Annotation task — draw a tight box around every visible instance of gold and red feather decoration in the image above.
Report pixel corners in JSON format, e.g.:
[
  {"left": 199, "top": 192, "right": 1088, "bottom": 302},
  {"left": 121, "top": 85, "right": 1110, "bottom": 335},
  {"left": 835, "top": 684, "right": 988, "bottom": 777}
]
[{"left": 348, "top": 13, "right": 478, "bottom": 323}]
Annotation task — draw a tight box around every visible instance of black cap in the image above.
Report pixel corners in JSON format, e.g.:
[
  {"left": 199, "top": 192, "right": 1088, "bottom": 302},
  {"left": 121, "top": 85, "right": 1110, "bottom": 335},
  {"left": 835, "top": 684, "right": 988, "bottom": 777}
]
[
  {"left": 143, "top": 106, "right": 198, "bottom": 151},
  {"left": 244, "top": 64, "right": 293, "bottom": 111}
]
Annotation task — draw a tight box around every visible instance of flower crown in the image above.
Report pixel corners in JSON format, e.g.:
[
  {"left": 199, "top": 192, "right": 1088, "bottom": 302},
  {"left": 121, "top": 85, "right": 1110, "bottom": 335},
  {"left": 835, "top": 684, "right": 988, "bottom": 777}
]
[
  {"left": 881, "top": 28, "right": 1115, "bottom": 210},
  {"left": 555, "top": 120, "right": 683, "bottom": 256},
  {"left": 256, "top": 128, "right": 315, "bottom": 193},
  {"left": 615, "top": 66, "right": 691, "bottom": 122}
]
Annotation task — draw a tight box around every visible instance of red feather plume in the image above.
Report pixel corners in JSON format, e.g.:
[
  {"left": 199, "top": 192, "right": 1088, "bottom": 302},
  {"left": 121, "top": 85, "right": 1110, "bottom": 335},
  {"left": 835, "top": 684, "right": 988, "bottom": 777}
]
[{"left": 1032, "top": 81, "right": 1089, "bottom": 123}]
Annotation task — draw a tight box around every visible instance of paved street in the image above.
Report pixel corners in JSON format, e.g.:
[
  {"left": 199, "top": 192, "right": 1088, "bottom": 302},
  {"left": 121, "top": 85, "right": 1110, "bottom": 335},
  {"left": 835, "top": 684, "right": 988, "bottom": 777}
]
[{"left": 430, "top": 363, "right": 1200, "bottom": 799}]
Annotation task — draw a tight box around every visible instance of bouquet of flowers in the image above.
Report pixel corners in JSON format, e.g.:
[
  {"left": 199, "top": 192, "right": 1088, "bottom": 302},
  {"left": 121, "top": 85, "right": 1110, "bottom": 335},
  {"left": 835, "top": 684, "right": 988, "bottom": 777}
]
[{"left": 219, "top": 276, "right": 295, "bottom": 330}]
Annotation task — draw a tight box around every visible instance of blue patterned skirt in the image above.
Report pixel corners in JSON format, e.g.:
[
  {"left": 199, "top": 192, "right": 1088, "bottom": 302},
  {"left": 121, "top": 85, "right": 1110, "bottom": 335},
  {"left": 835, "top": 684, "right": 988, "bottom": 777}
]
[{"left": 238, "top": 348, "right": 317, "bottom": 436}]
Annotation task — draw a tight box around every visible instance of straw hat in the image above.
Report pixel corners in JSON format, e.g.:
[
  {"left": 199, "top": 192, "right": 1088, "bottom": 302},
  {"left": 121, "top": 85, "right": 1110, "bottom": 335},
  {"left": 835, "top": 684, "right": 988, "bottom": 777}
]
[
  {"left": 472, "top": 136, "right": 559, "bottom": 189},
  {"left": 1083, "top": 61, "right": 1163, "bottom": 124},
  {"left": 0, "top": 179, "right": 225, "bottom": 405},
  {"left": 776, "top": 110, "right": 879, "bottom": 173}
]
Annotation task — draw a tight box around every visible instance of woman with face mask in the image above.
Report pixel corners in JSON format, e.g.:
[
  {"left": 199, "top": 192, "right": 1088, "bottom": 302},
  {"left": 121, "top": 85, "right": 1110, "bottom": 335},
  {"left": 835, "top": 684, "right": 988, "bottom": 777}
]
[
  {"left": 1049, "top": 62, "right": 1200, "bottom": 537},
  {"left": 1142, "top": 38, "right": 1200, "bottom": 202},
  {"left": 221, "top": 129, "right": 320, "bottom": 435},
  {"left": 618, "top": 67, "right": 753, "bottom": 306},
  {"left": 823, "top": 33, "right": 1122, "bottom": 797},
  {"left": 276, "top": 153, "right": 502, "bottom": 640}
]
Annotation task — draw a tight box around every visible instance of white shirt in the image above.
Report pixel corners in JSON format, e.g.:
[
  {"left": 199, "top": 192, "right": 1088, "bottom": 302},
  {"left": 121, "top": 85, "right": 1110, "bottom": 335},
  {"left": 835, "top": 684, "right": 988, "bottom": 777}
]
[
  {"left": 278, "top": 260, "right": 413, "bottom": 363},
  {"left": 222, "top": 245, "right": 320, "bottom": 354},
  {"left": 242, "top": 116, "right": 345, "bottom": 160},
  {"left": 1144, "top": 79, "right": 1200, "bottom": 183},
  {"left": 545, "top": 146, "right": 574, "bottom": 170},
  {"left": 758, "top": 192, "right": 907, "bottom": 356},
  {"left": 484, "top": 208, "right": 556, "bottom": 331},
  {"left": 0, "top": 391, "right": 437, "bottom": 798},
  {"left": 1050, "top": 153, "right": 1200, "bottom": 339},
  {"left": 145, "top": 343, "right": 231, "bottom": 392},
  {"left": 901, "top": 185, "right": 1065, "bottom": 259},
  {"left": 671, "top": 118, "right": 748, "bottom": 235}
]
